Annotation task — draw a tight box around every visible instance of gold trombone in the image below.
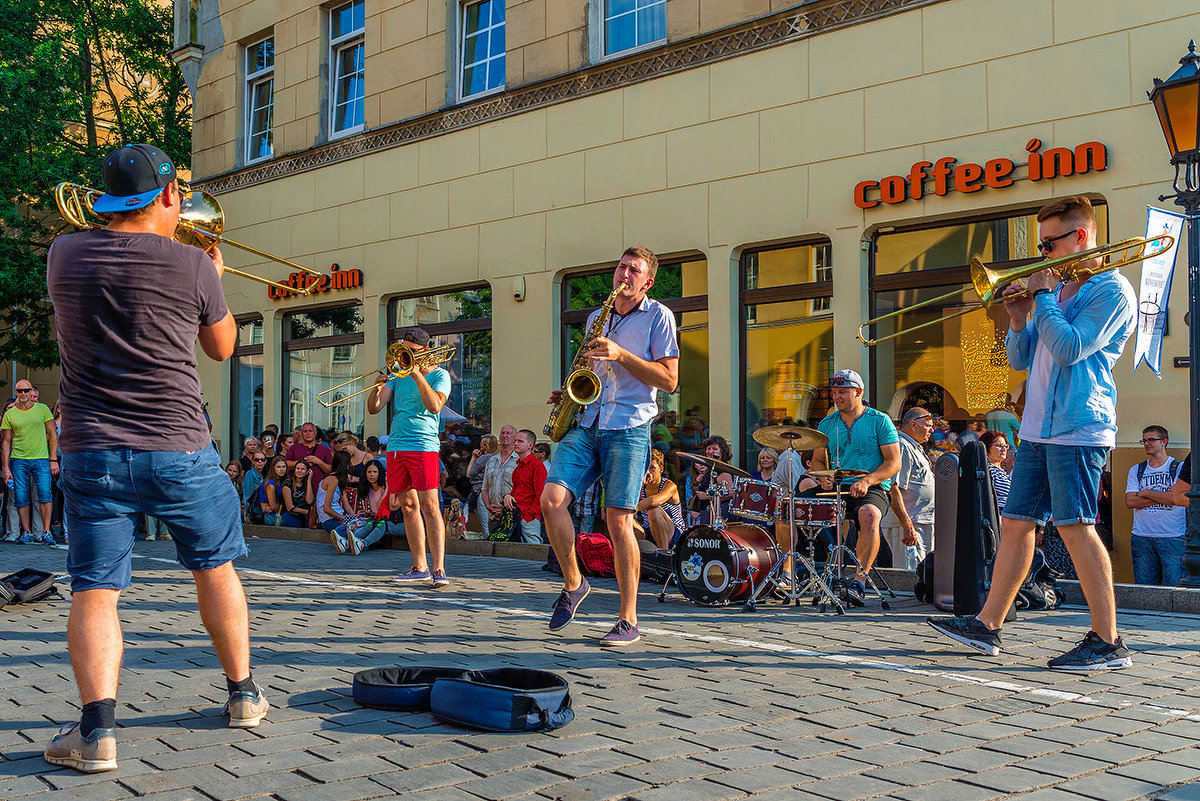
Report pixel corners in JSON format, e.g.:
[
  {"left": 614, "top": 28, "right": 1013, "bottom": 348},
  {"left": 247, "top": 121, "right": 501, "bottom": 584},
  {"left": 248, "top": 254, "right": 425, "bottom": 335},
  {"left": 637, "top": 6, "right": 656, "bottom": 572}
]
[
  {"left": 856, "top": 235, "right": 1175, "bottom": 346},
  {"left": 316, "top": 341, "right": 456, "bottom": 408},
  {"left": 53, "top": 181, "right": 324, "bottom": 296}
]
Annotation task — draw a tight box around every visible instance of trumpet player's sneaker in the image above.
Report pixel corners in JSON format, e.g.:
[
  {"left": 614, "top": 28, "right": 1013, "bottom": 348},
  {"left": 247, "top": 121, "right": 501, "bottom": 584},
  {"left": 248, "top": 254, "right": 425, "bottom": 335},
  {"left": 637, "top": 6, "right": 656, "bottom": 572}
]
[
  {"left": 44, "top": 722, "right": 118, "bottom": 773},
  {"left": 1047, "top": 631, "right": 1132, "bottom": 671},
  {"left": 224, "top": 682, "right": 270, "bottom": 728},
  {"left": 548, "top": 577, "right": 590, "bottom": 632},
  {"left": 926, "top": 615, "right": 1002, "bottom": 657}
]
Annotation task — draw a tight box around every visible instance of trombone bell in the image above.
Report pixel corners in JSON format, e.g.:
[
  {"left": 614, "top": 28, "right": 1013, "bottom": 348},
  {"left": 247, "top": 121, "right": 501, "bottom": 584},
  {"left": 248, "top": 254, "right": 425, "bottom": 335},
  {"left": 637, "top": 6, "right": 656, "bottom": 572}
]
[{"left": 316, "top": 342, "right": 456, "bottom": 408}]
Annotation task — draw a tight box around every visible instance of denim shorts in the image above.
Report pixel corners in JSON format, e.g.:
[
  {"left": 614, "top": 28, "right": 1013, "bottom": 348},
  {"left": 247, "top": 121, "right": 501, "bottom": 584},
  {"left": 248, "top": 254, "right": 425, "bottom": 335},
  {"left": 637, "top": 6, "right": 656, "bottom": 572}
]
[
  {"left": 546, "top": 421, "right": 651, "bottom": 511},
  {"left": 1003, "top": 441, "right": 1107, "bottom": 526},
  {"left": 11, "top": 457, "right": 52, "bottom": 508},
  {"left": 61, "top": 448, "right": 247, "bottom": 592}
]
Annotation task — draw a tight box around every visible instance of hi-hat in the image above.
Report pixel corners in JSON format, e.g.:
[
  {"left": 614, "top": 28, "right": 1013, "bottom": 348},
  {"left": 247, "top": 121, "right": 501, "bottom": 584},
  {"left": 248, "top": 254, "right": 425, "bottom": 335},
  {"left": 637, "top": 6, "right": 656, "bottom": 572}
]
[
  {"left": 806, "top": 468, "right": 870, "bottom": 480},
  {"left": 752, "top": 425, "right": 828, "bottom": 451},
  {"left": 677, "top": 451, "right": 751, "bottom": 479}
]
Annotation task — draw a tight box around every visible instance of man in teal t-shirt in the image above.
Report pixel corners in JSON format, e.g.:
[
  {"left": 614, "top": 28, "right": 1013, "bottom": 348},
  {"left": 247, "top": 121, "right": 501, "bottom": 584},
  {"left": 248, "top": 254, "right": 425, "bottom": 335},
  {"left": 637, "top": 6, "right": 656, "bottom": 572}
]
[
  {"left": 811, "top": 369, "right": 900, "bottom": 607},
  {"left": 366, "top": 327, "right": 452, "bottom": 587}
]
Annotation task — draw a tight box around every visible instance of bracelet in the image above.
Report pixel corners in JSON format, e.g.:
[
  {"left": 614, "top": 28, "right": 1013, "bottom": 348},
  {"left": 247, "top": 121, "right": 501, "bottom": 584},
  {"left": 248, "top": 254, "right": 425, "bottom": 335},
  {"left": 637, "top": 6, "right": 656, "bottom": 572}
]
[{"left": 1031, "top": 287, "right": 1051, "bottom": 297}]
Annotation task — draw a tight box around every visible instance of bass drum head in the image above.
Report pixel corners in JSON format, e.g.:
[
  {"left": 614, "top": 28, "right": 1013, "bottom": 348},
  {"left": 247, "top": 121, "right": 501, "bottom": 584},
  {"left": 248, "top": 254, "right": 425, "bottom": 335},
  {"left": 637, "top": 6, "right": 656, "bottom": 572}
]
[{"left": 673, "top": 524, "right": 779, "bottom": 606}]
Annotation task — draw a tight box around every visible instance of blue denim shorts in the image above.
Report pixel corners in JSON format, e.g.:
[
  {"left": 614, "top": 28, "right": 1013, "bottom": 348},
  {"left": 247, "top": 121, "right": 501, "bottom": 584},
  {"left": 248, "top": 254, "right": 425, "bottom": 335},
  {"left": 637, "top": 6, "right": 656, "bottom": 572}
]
[
  {"left": 1003, "top": 441, "right": 1107, "bottom": 526},
  {"left": 61, "top": 448, "right": 247, "bottom": 592},
  {"left": 547, "top": 422, "right": 652, "bottom": 511},
  {"left": 11, "top": 457, "right": 52, "bottom": 508}
]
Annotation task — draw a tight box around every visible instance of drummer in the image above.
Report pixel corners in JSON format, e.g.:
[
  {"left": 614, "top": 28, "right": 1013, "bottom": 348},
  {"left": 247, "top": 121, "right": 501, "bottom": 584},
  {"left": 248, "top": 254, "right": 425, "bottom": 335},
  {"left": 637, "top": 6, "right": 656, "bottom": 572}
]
[{"left": 809, "top": 369, "right": 901, "bottom": 606}]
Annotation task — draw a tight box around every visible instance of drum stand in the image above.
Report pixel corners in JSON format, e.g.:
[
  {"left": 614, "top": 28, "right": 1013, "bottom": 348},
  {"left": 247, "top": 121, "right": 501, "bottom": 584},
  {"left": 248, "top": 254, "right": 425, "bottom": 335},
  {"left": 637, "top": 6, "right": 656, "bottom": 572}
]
[
  {"left": 818, "top": 481, "right": 895, "bottom": 611},
  {"left": 744, "top": 488, "right": 844, "bottom": 614}
]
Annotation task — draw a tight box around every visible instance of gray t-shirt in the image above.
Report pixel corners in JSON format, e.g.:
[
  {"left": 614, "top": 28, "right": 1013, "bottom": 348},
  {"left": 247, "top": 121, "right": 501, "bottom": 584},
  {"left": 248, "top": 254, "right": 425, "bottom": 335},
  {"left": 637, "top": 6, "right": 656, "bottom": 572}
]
[
  {"left": 881, "top": 430, "right": 935, "bottom": 526},
  {"left": 46, "top": 229, "right": 228, "bottom": 453}
]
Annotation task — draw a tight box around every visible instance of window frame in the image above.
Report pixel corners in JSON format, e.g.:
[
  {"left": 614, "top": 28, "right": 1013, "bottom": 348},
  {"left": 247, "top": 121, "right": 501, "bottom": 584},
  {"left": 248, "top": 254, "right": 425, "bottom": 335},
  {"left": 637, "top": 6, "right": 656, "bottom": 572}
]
[
  {"left": 456, "top": 0, "right": 506, "bottom": 103},
  {"left": 230, "top": 315, "right": 265, "bottom": 460},
  {"left": 599, "top": 0, "right": 667, "bottom": 60},
  {"left": 244, "top": 36, "right": 275, "bottom": 164},
  {"left": 281, "top": 302, "right": 366, "bottom": 433},
  {"left": 329, "top": 0, "right": 366, "bottom": 139}
]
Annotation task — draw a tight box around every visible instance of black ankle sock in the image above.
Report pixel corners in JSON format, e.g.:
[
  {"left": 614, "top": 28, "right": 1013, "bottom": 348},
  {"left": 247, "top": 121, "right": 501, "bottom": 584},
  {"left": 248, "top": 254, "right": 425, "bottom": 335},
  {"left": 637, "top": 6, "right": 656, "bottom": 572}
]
[
  {"left": 80, "top": 699, "right": 116, "bottom": 738},
  {"left": 226, "top": 674, "right": 256, "bottom": 696}
]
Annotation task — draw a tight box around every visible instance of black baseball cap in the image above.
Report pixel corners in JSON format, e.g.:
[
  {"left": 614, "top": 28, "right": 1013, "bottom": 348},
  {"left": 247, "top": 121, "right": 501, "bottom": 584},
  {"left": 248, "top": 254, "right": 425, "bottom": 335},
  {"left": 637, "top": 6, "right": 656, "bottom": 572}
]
[
  {"left": 92, "top": 143, "right": 177, "bottom": 214},
  {"left": 403, "top": 327, "right": 431, "bottom": 347}
]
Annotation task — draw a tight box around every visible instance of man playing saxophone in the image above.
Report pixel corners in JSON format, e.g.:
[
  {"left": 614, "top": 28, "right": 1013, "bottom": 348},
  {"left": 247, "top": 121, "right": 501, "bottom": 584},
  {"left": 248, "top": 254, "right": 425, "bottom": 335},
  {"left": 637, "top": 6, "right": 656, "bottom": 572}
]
[{"left": 542, "top": 247, "right": 679, "bottom": 646}]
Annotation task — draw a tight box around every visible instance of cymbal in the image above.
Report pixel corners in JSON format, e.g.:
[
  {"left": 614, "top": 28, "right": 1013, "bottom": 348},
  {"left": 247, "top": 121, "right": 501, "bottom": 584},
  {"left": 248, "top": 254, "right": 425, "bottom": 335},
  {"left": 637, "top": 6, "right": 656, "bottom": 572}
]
[
  {"left": 677, "top": 451, "right": 751, "bottom": 479},
  {"left": 752, "top": 425, "right": 828, "bottom": 451},
  {"left": 806, "top": 468, "right": 870, "bottom": 479}
]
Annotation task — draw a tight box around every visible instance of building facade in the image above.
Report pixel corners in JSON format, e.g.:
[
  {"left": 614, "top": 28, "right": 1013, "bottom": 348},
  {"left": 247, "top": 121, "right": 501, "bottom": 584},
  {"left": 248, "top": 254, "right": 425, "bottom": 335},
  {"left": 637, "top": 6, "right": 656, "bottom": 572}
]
[{"left": 176, "top": 0, "right": 1200, "bottom": 579}]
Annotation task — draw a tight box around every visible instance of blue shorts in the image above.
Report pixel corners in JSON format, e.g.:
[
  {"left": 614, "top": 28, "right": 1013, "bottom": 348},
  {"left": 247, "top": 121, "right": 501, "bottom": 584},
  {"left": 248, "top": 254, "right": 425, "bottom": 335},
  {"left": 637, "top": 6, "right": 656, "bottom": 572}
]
[
  {"left": 11, "top": 457, "right": 52, "bottom": 508},
  {"left": 547, "top": 422, "right": 652, "bottom": 511},
  {"left": 1002, "top": 441, "right": 1107, "bottom": 526},
  {"left": 61, "top": 449, "right": 247, "bottom": 592}
]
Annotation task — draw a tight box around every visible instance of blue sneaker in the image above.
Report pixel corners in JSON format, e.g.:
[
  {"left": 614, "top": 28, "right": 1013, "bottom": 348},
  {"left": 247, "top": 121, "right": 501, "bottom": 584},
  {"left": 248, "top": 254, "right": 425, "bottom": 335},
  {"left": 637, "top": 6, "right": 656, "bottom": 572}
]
[
  {"left": 17, "top": 532, "right": 34, "bottom": 544},
  {"left": 599, "top": 619, "right": 641, "bottom": 647},
  {"left": 392, "top": 567, "right": 431, "bottom": 582},
  {"left": 548, "top": 577, "right": 590, "bottom": 632},
  {"left": 39, "top": 531, "right": 56, "bottom": 545}
]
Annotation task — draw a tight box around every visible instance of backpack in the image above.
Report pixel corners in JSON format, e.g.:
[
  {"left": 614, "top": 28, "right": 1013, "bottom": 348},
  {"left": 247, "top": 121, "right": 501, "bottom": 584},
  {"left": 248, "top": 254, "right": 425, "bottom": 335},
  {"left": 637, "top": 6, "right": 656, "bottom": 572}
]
[
  {"left": 576, "top": 533, "right": 616, "bottom": 578},
  {"left": 1014, "top": 548, "right": 1063, "bottom": 610},
  {"left": 0, "top": 568, "right": 61, "bottom": 608},
  {"left": 1136, "top": 457, "right": 1180, "bottom": 486}
]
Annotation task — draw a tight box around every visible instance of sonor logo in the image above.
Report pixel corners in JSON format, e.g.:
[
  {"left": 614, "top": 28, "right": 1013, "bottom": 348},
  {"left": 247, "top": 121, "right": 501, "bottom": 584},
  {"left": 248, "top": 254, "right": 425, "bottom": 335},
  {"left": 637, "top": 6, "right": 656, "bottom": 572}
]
[
  {"left": 688, "top": 539, "right": 723, "bottom": 549},
  {"left": 853, "top": 139, "right": 1107, "bottom": 209}
]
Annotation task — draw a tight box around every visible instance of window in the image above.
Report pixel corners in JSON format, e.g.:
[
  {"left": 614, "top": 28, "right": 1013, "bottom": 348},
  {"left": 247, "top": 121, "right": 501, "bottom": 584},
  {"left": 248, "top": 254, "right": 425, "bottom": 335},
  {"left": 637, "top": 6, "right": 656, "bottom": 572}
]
[
  {"left": 388, "top": 286, "right": 493, "bottom": 431},
  {"left": 330, "top": 0, "right": 365, "bottom": 135},
  {"left": 230, "top": 317, "right": 264, "bottom": 459},
  {"left": 459, "top": 0, "right": 505, "bottom": 100},
  {"left": 867, "top": 203, "right": 1108, "bottom": 439},
  {"left": 282, "top": 305, "right": 365, "bottom": 435},
  {"left": 603, "top": 0, "right": 666, "bottom": 57},
  {"left": 560, "top": 258, "right": 707, "bottom": 455},
  {"left": 740, "top": 242, "right": 834, "bottom": 467},
  {"left": 245, "top": 37, "right": 274, "bottom": 162}
]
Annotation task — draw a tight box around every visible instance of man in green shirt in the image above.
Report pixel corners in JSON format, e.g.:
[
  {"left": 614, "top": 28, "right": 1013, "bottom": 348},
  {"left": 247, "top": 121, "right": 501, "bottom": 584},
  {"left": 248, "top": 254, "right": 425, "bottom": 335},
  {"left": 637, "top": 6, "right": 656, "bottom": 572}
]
[{"left": 1, "top": 380, "right": 58, "bottom": 544}]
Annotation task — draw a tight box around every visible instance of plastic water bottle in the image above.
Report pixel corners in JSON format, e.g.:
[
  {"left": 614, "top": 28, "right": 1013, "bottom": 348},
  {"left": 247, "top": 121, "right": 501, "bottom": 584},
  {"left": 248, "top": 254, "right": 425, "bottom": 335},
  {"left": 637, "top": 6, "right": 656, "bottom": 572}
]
[{"left": 5, "top": 478, "right": 12, "bottom": 491}]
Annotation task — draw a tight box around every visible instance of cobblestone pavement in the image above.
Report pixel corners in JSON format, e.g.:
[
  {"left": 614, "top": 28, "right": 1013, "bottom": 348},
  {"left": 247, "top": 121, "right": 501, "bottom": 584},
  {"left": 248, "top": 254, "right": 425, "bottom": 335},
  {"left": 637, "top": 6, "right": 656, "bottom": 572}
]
[{"left": 3, "top": 536, "right": 1200, "bottom": 801}]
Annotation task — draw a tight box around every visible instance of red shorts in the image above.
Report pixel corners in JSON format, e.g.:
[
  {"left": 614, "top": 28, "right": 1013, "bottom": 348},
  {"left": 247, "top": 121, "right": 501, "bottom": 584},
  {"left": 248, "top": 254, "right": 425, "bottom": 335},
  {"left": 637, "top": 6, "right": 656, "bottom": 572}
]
[{"left": 385, "top": 450, "right": 440, "bottom": 497}]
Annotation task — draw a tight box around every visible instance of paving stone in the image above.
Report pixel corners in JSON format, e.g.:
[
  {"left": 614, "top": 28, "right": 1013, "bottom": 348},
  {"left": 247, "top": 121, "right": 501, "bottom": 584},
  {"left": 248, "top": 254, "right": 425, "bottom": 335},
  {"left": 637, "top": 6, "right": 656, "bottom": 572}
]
[
  {"left": 538, "top": 748, "right": 642, "bottom": 779},
  {"left": 892, "top": 779, "right": 1005, "bottom": 801},
  {"left": 617, "top": 756, "right": 722, "bottom": 785},
  {"left": 536, "top": 771, "right": 651, "bottom": 801},
  {"left": 275, "top": 776, "right": 392, "bottom": 801},
  {"left": 455, "top": 766, "right": 564, "bottom": 800},
  {"left": 1112, "top": 757, "right": 1200, "bottom": 786},
  {"left": 709, "top": 764, "right": 809, "bottom": 793},
  {"left": 865, "top": 760, "right": 963, "bottom": 786},
  {"left": 118, "top": 765, "right": 234, "bottom": 795},
  {"left": 296, "top": 754, "right": 399, "bottom": 782},
  {"left": 370, "top": 761, "right": 482, "bottom": 794},
  {"left": 199, "top": 769, "right": 315, "bottom": 801},
  {"left": 1159, "top": 782, "right": 1200, "bottom": 801},
  {"left": 1055, "top": 771, "right": 1164, "bottom": 800},
  {"left": 798, "top": 772, "right": 902, "bottom": 800},
  {"left": 628, "top": 777, "right": 750, "bottom": 801}
]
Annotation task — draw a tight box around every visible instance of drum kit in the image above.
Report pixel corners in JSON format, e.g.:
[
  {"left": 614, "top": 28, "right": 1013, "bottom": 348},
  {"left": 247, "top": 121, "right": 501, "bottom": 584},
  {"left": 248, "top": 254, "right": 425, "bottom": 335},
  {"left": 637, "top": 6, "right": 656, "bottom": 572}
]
[{"left": 659, "top": 424, "right": 895, "bottom": 614}]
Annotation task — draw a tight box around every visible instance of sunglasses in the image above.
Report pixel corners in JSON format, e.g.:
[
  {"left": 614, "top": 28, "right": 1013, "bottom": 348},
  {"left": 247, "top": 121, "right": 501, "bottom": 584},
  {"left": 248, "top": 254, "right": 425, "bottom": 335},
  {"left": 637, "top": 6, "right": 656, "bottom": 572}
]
[
  {"left": 253, "top": 457, "right": 267, "bottom": 463},
  {"left": 15, "top": 387, "right": 32, "bottom": 393},
  {"left": 829, "top": 376, "right": 860, "bottom": 388},
  {"left": 1037, "top": 229, "right": 1079, "bottom": 254}
]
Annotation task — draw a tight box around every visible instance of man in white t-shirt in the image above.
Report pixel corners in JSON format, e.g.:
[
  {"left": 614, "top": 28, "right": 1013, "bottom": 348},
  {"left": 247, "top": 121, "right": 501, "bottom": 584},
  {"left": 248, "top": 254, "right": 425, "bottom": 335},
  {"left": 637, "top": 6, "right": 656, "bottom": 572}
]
[
  {"left": 1125, "top": 425, "right": 1185, "bottom": 586},
  {"left": 880, "top": 407, "right": 936, "bottom": 571}
]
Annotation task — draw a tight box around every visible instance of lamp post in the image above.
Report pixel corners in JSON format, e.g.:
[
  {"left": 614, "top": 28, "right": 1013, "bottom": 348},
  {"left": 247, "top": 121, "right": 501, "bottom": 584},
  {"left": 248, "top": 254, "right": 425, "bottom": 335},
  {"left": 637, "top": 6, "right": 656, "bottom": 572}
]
[{"left": 1148, "top": 40, "right": 1200, "bottom": 585}]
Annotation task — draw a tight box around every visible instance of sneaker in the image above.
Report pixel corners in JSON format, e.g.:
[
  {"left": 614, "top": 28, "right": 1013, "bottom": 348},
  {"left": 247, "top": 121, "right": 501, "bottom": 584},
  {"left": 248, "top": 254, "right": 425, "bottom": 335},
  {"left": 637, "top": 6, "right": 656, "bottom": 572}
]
[
  {"left": 1047, "top": 631, "right": 1132, "bottom": 671},
  {"left": 844, "top": 579, "right": 866, "bottom": 607},
  {"left": 1, "top": 531, "right": 18, "bottom": 542},
  {"left": 349, "top": 535, "right": 363, "bottom": 556},
  {"left": 430, "top": 570, "right": 450, "bottom": 589},
  {"left": 927, "top": 615, "right": 1002, "bottom": 657},
  {"left": 159, "top": 531, "right": 172, "bottom": 541},
  {"left": 392, "top": 567, "right": 432, "bottom": 582},
  {"left": 328, "top": 530, "right": 347, "bottom": 554},
  {"left": 548, "top": 577, "right": 591, "bottom": 632},
  {"left": 223, "top": 682, "right": 269, "bottom": 728},
  {"left": 599, "top": 619, "right": 641, "bottom": 647},
  {"left": 17, "top": 532, "right": 34, "bottom": 544},
  {"left": 39, "top": 531, "right": 56, "bottom": 545},
  {"left": 143, "top": 533, "right": 157, "bottom": 542},
  {"left": 43, "top": 722, "right": 118, "bottom": 773}
]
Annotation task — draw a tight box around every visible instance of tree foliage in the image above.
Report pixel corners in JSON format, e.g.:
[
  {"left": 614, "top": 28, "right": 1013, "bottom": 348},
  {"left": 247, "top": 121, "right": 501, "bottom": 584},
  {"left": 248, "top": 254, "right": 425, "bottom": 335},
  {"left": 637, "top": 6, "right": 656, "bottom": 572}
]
[{"left": 0, "top": 0, "right": 190, "bottom": 380}]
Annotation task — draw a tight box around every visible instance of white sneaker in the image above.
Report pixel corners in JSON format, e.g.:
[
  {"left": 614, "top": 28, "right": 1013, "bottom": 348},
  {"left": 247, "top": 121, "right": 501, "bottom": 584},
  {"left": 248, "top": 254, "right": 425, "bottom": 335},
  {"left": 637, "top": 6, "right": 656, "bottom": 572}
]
[{"left": 349, "top": 535, "right": 363, "bottom": 555}]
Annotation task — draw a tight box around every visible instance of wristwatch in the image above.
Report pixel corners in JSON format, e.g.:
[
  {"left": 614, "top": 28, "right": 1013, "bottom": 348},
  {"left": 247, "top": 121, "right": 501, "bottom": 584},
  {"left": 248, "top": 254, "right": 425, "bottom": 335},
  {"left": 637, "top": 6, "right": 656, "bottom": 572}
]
[{"left": 1030, "top": 287, "right": 1052, "bottom": 298}]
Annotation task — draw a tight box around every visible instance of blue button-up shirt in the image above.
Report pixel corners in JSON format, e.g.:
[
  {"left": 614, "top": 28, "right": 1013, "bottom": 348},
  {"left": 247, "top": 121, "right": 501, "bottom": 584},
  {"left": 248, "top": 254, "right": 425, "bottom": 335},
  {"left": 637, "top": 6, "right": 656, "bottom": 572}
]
[
  {"left": 1006, "top": 269, "right": 1135, "bottom": 440},
  {"left": 579, "top": 295, "right": 679, "bottom": 431}
]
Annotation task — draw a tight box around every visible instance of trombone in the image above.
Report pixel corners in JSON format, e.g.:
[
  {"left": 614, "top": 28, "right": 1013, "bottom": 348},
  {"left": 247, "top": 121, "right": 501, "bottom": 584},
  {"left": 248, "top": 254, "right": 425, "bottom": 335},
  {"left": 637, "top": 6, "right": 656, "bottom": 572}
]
[
  {"left": 53, "top": 182, "right": 324, "bottom": 296},
  {"left": 316, "top": 341, "right": 456, "bottom": 408},
  {"left": 856, "top": 235, "right": 1175, "bottom": 346}
]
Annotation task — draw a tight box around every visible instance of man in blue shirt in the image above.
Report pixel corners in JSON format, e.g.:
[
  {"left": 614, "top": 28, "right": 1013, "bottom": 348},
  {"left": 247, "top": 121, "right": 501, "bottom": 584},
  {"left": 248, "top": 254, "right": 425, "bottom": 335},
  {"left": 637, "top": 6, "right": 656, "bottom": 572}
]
[
  {"left": 366, "top": 327, "right": 452, "bottom": 588},
  {"left": 929, "top": 195, "right": 1136, "bottom": 670},
  {"left": 542, "top": 246, "right": 680, "bottom": 646},
  {"left": 810, "top": 369, "right": 900, "bottom": 606}
]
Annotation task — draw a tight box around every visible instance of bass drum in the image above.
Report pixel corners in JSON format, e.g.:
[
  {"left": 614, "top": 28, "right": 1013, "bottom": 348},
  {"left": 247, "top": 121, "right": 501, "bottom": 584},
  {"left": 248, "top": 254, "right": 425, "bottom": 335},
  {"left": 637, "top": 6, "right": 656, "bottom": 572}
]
[{"left": 673, "top": 524, "right": 781, "bottom": 606}]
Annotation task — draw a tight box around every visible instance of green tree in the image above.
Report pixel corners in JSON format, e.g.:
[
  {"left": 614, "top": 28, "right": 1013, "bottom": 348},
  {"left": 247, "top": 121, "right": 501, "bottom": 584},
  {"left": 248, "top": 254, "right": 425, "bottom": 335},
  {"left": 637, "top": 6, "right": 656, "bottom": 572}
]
[{"left": 0, "top": 0, "right": 190, "bottom": 381}]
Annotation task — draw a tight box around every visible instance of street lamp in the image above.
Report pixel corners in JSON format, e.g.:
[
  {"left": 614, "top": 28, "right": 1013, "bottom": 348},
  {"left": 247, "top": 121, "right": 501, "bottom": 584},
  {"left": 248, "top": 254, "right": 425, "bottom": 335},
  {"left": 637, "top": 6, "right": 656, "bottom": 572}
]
[{"left": 1148, "top": 40, "right": 1200, "bottom": 585}]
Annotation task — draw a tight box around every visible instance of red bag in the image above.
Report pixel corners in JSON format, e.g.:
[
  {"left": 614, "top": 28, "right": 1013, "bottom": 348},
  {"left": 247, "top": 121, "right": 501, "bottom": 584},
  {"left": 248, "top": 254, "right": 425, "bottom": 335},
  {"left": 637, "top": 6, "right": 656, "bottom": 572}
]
[{"left": 575, "top": 533, "right": 616, "bottom": 578}]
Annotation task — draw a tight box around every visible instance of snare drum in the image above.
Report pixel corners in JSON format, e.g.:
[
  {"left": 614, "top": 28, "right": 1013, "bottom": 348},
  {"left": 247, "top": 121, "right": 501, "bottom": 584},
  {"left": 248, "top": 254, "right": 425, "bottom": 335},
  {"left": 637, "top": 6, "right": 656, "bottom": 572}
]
[
  {"left": 729, "top": 478, "right": 779, "bottom": 522},
  {"left": 673, "top": 524, "right": 781, "bottom": 606},
  {"left": 789, "top": 497, "right": 839, "bottom": 525}
]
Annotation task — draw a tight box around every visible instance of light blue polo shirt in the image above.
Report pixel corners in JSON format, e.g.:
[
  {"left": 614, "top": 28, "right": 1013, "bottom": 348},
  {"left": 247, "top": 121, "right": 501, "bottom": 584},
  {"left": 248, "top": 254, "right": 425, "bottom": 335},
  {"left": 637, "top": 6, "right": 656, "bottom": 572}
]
[
  {"left": 386, "top": 368, "right": 450, "bottom": 453},
  {"left": 817, "top": 406, "right": 899, "bottom": 491}
]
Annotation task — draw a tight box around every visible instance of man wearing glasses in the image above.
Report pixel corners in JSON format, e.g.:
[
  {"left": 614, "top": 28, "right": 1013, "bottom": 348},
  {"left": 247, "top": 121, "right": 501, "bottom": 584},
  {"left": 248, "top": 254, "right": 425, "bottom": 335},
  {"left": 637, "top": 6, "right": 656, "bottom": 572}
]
[
  {"left": 1125, "top": 426, "right": 1185, "bottom": 586},
  {"left": 1, "top": 380, "right": 57, "bottom": 544},
  {"left": 929, "top": 195, "right": 1137, "bottom": 670},
  {"left": 366, "top": 327, "right": 451, "bottom": 588},
  {"left": 880, "top": 407, "right": 936, "bottom": 571}
]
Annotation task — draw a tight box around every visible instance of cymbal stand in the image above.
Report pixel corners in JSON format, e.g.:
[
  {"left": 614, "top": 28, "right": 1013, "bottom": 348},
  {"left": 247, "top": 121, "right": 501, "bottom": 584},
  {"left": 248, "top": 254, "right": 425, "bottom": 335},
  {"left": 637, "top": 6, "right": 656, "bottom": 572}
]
[
  {"left": 817, "top": 479, "right": 893, "bottom": 611},
  {"left": 744, "top": 487, "right": 843, "bottom": 614}
]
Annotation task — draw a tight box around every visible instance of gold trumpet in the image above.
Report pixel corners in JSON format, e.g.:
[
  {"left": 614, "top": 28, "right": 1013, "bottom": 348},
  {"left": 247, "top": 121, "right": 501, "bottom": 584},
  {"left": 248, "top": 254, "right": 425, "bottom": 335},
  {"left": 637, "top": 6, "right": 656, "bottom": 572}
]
[
  {"left": 316, "top": 341, "right": 456, "bottom": 408},
  {"left": 856, "top": 235, "right": 1175, "bottom": 346},
  {"left": 53, "top": 181, "right": 324, "bottom": 296}
]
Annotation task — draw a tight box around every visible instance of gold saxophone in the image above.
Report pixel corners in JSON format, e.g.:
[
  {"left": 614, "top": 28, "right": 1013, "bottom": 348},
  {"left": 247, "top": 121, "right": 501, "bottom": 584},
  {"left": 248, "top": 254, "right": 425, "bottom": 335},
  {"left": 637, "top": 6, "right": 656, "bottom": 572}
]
[{"left": 544, "top": 282, "right": 627, "bottom": 442}]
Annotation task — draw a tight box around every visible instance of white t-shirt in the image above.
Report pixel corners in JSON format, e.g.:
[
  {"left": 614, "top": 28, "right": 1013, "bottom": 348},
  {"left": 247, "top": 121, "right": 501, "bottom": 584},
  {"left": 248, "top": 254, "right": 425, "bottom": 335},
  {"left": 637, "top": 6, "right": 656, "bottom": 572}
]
[{"left": 1126, "top": 459, "right": 1185, "bottom": 538}]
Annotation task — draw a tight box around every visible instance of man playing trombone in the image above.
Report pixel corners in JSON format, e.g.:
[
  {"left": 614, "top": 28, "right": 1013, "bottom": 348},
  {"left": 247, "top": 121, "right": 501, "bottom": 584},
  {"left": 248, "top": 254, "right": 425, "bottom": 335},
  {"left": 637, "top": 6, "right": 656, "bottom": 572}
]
[
  {"left": 366, "top": 327, "right": 452, "bottom": 587},
  {"left": 928, "top": 195, "right": 1137, "bottom": 670}
]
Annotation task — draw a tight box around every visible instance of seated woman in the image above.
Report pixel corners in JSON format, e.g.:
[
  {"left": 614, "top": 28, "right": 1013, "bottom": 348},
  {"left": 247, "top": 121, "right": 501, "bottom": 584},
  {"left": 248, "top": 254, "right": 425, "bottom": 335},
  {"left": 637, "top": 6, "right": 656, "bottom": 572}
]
[
  {"left": 225, "top": 461, "right": 243, "bottom": 490},
  {"left": 634, "top": 449, "right": 685, "bottom": 549},
  {"left": 344, "top": 460, "right": 389, "bottom": 556},
  {"left": 242, "top": 452, "right": 267, "bottom": 523},
  {"left": 257, "top": 455, "right": 288, "bottom": 525},
  {"left": 317, "top": 451, "right": 353, "bottom": 553},
  {"left": 281, "top": 460, "right": 315, "bottom": 528}
]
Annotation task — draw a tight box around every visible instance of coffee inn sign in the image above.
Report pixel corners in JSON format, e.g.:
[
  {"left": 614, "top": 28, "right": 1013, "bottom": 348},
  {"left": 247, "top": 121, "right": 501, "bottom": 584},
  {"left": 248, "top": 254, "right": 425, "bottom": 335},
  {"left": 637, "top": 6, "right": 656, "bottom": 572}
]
[{"left": 853, "top": 139, "right": 1108, "bottom": 209}]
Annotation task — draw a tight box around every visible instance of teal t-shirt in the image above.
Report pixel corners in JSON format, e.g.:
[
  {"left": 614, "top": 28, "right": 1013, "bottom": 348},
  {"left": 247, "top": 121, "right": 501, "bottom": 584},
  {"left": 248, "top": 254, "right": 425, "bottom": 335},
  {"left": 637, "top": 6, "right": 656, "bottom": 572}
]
[
  {"left": 386, "top": 368, "right": 450, "bottom": 453},
  {"left": 817, "top": 406, "right": 899, "bottom": 491}
]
